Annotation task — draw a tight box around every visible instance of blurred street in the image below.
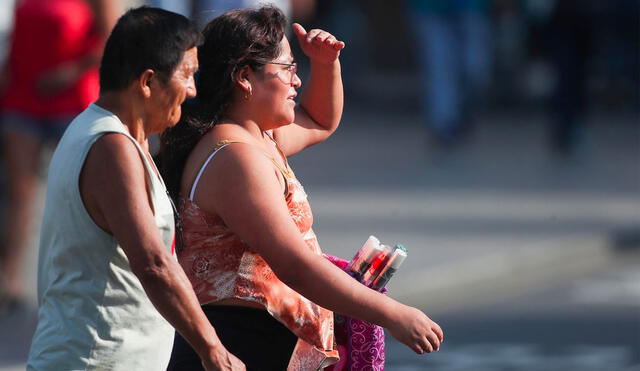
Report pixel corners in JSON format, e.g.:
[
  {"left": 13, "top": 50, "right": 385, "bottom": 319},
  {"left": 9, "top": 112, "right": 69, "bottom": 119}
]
[
  {"left": 0, "top": 1, "right": 638, "bottom": 369},
  {"left": 294, "top": 108, "right": 640, "bottom": 370},
  {"left": 1, "top": 107, "right": 638, "bottom": 370}
]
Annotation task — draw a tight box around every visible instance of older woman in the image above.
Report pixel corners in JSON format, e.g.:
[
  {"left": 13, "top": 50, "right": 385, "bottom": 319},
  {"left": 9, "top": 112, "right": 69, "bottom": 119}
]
[
  {"left": 161, "top": 6, "right": 443, "bottom": 370},
  {"left": 27, "top": 7, "right": 243, "bottom": 370}
]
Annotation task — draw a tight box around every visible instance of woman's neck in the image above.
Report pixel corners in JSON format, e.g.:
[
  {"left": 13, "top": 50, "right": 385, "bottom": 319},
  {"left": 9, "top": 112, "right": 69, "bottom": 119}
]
[
  {"left": 95, "top": 92, "right": 148, "bottom": 146},
  {"left": 212, "top": 120, "right": 275, "bottom": 155},
  {"left": 217, "top": 113, "right": 272, "bottom": 141}
]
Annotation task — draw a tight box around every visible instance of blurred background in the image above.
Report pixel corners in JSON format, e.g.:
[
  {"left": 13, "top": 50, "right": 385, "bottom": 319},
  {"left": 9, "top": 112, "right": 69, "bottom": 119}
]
[{"left": 0, "top": 0, "right": 638, "bottom": 370}]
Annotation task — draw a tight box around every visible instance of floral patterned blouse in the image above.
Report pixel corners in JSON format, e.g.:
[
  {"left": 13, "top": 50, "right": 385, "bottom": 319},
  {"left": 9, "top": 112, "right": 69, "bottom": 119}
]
[{"left": 177, "top": 138, "right": 339, "bottom": 370}]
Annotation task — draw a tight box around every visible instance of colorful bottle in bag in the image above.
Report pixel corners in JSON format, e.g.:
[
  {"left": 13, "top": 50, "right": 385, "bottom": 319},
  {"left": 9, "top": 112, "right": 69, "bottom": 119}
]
[
  {"left": 370, "top": 244, "right": 408, "bottom": 291},
  {"left": 361, "top": 244, "right": 394, "bottom": 287},
  {"left": 346, "top": 236, "right": 381, "bottom": 281}
]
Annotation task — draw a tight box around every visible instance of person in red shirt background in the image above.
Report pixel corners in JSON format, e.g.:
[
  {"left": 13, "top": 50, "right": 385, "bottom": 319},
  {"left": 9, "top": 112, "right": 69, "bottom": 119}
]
[{"left": 0, "top": 0, "right": 120, "bottom": 308}]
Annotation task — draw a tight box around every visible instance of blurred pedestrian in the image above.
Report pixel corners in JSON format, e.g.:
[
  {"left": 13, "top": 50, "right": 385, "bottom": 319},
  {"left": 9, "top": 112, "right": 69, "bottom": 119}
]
[
  {"left": 145, "top": 0, "right": 293, "bottom": 27},
  {"left": 147, "top": 0, "right": 192, "bottom": 16},
  {"left": 0, "top": 0, "right": 120, "bottom": 309},
  {"left": 192, "top": 0, "right": 291, "bottom": 27},
  {"left": 0, "top": 0, "right": 16, "bottom": 68},
  {"left": 27, "top": 7, "right": 244, "bottom": 370},
  {"left": 546, "top": 0, "right": 594, "bottom": 156},
  {"left": 161, "top": 6, "right": 443, "bottom": 370},
  {"left": 405, "top": 0, "right": 492, "bottom": 148}
]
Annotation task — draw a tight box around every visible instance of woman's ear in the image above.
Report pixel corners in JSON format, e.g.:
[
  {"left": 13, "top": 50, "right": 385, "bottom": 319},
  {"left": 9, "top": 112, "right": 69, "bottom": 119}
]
[
  {"left": 138, "top": 69, "right": 154, "bottom": 98},
  {"left": 234, "top": 65, "right": 253, "bottom": 97}
]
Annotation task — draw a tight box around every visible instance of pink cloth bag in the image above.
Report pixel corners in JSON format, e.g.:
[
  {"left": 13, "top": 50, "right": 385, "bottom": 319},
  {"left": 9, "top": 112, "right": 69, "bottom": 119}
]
[{"left": 323, "top": 254, "right": 386, "bottom": 371}]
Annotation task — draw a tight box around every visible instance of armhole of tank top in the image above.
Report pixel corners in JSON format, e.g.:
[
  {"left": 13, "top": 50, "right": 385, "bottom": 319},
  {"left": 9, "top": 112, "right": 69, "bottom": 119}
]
[
  {"left": 188, "top": 141, "right": 290, "bottom": 202},
  {"left": 88, "top": 130, "right": 158, "bottom": 186},
  {"left": 75, "top": 132, "right": 117, "bottom": 240},
  {"left": 125, "top": 132, "right": 161, "bottom": 215},
  {"left": 75, "top": 130, "right": 156, "bottom": 237},
  {"left": 103, "top": 130, "right": 162, "bottom": 214}
]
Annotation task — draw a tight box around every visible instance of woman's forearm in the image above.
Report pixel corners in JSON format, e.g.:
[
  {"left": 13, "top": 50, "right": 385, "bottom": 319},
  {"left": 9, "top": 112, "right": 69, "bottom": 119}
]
[
  {"left": 133, "top": 254, "right": 230, "bottom": 362},
  {"left": 275, "top": 251, "right": 397, "bottom": 328},
  {"left": 299, "top": 59, "right": 344, "bottom": 132}
]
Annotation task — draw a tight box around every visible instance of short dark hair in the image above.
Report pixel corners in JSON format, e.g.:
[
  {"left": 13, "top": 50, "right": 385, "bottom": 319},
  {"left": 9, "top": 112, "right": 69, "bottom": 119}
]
[
  {"left": 99, "top": 6, "right": 202, "bottom": 93},
  {"left": 160, "top": 6, "right": 286, "bottom": 199}
]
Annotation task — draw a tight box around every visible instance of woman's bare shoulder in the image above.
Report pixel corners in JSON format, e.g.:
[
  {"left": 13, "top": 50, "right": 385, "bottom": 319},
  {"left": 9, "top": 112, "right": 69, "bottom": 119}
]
[{"left": 186, "top": 140, "right": 282, "bottom": 214}]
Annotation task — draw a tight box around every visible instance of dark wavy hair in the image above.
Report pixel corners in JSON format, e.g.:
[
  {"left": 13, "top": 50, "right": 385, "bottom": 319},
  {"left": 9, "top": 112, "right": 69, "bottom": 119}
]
[{"left": 160, "top": 6, "right": 286, "bottom": 200}]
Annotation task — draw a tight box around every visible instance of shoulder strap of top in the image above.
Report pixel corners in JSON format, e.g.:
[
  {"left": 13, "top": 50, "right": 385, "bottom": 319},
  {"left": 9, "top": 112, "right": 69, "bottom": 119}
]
[
  {"left": 91, "top": 111, "right": 167, "bottom": 193},
  {"left": 188, "top": 139, "right": 291, "bottom": 201},
  {"left": 264, "top": 130, "right": 294, "bottom": 179},
  {"left": 189, "top": 140, "right": 236, "bottom": 201}
]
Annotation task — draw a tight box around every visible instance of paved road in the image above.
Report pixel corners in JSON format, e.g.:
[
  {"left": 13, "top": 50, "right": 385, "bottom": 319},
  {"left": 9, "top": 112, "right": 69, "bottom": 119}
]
[
  {"left": 384, "top": 249, "right": 640, "bottom": 370},
  {"left": 292, "top": 109, "right": 640, "bottom": 309},
  {"left": 295, "top": 109, "right": 640, "bottom": 370},
  {"left": 0, "top": 109, "right": 638, "bottom": 370}
]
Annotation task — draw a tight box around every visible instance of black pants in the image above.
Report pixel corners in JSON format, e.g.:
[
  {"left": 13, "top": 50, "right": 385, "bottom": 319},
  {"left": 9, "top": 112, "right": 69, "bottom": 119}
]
[{"left": 167, "top": 305, "right": 297, "bottom": 371}]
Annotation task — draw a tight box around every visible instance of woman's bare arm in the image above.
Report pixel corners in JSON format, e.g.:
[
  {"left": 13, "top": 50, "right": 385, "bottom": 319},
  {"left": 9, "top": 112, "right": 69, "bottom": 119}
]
[
  {"left": 80, "top": 134, "right": 245, "bottom": 370},
  {"left": 195, "top": 144, "right": 443, "bottom": 354},
  {"left": 273, "top": 24, "right": 345, "bottom": 156}
]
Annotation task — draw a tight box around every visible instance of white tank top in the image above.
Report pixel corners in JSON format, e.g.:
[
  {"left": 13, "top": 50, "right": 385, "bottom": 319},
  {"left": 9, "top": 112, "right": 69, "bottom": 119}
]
[{"left": 28, "top": 104, "right": 175, "bottom": 370}]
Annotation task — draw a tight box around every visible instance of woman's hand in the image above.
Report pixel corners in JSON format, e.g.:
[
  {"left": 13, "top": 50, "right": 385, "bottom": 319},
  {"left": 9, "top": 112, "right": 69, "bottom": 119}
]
[
  {"left": 386, "top": 304, "right": 444, "bottom": 354},
  {"left": 292, "top": 23, "right": 345, "bottom": 65},
  {"left": 201, "top": 347, "right": 246, "bottom": 371}
]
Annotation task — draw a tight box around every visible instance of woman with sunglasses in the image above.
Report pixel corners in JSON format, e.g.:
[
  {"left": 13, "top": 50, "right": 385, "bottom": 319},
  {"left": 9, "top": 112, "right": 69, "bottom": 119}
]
[{"left": 161, "top": 6, "right": 443, "bottom": 370}]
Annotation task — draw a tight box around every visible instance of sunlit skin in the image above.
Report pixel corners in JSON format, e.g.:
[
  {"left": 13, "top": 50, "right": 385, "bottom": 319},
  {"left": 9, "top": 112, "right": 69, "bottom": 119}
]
[
  {"left": 94, "top": 47, "right": 199, "bottom": 146},
  {"left": 84, "top": 44, "right": 244, "bottom": 370},
  {"left": 179, "top": 22, "right": 443, "bottom": 357},
  {"left": 146, "top": 47, "right": 198, "bottom": 133},
  {"left": 250, "top": 38, "right": 301, "bottom": 130}
]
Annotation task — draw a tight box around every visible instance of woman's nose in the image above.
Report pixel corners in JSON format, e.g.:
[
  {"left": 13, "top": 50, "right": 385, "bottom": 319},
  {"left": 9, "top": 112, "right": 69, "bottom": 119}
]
[
  {"left": 292, "top": 73, "right": 302, "bottom": 88},
  {"left": 186, "top": 77, "right": 197, "bottom": 99}
]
